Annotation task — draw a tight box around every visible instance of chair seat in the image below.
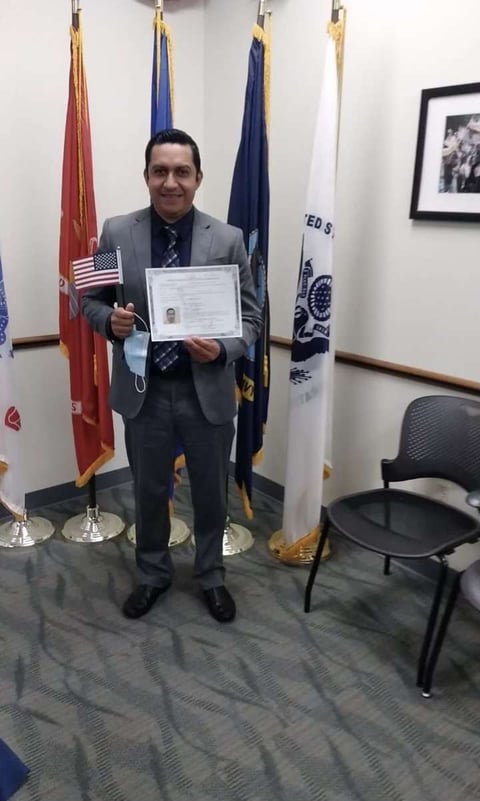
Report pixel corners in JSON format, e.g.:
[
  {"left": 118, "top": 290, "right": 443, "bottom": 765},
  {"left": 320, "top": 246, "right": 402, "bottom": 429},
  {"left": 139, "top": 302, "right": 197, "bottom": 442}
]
[{"left": 328, "top": 488, "right": 479, "bottom": 559}]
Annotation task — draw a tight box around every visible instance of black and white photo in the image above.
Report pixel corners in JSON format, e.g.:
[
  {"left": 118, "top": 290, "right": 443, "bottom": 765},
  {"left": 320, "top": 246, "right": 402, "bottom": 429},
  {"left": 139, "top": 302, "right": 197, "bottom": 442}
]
[{"left": 439, "top": 114, "right": 480, "bottom": 193}]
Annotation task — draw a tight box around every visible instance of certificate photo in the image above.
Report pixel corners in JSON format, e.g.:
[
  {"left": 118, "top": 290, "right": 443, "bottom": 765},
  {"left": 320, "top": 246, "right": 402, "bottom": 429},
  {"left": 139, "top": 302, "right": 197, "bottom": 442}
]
[{"left": 146, "top": 263, "right": 243, "bottom": 341}]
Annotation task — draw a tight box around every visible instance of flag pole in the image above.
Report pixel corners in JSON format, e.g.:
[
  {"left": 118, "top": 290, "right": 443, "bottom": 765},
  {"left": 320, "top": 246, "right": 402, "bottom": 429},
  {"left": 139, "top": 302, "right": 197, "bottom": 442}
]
[
  {"left": 257, "top": 0, "right": 265, "bottom": 27},
  {"left": 268, "top": 5, "right": 346, "bottom": 566},
  {"left": 127, "top": 0, "right": 190, "bottom": 551},
  {"left": 222, "top": 1, "right": 273, "bottom": 557},
  {"left": 60, "top": 4, "right": 124, "bottom": 544},
  {"left": 66, "top": 1, "right": 98, "bottom": 537}
]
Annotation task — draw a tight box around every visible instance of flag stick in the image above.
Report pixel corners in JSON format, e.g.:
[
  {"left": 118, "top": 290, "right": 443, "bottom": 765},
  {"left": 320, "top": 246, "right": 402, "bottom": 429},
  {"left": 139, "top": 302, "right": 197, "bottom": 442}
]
[
  {"left": 331, "top": 0, "right": 341, "bottom": 23},
  {"left": 115, "top": 246, "right": 126, "bottom": 308},
  {"left": 257, "top": 1, "right": 265, "bottom": 27},
  {"left": 223, "top": 0, "right": 270, "bottom": 556},
  {"left": 60, "top": 5, "right": 123, "bottom": 544},
  {"left": 268, "top": 6, "right": 347, "bottom": 566},
  {"left": 155, "top": 0, "right": 164, "bottom": 19}
]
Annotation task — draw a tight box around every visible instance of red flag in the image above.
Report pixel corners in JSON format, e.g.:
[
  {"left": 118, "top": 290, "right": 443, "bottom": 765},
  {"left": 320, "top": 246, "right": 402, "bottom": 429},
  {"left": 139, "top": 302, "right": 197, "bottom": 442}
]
[{"left": 59, "top": 11, "right": 114, "bottom": 487}]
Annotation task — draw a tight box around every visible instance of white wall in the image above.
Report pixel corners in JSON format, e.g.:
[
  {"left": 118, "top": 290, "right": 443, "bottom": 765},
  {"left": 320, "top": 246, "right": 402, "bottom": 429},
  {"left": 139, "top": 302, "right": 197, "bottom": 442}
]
[
  {"left": 333, "top": 0, "right": 479, "bottom": 382},
  {"left": 11, "top": 347, "right": 127, "bottom": 491},
  {"left": 1, "top": 0, "right": 479, "bottom": 570}
]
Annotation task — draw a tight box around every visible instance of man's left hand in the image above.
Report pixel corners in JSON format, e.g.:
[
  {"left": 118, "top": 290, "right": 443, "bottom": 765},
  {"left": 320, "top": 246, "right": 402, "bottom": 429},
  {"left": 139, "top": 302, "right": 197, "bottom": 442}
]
[{"left": 184, "top": 337, "right": 221, "bottom": 363}]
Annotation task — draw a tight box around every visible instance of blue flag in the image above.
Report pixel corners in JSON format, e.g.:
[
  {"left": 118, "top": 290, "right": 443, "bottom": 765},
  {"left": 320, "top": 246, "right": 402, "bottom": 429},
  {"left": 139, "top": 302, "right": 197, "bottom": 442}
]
[
  {"left": 0, "top": 739, "right": 29, "bottom": 801},
  {"left": 151, "top": 11, "right": 174, "bottom": 135},
  {"left": 228, "top": 25, "right": 271, "bottom": 518},
  {"left": 149, "top": 9, "right": 183, "bottom": 504}
]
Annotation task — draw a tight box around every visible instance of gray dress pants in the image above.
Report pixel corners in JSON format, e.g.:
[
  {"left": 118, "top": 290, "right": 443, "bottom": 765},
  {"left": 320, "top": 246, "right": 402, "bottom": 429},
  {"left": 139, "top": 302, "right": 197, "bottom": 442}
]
[{"left": 124, "top": 374, "right": 235, "bottom": 590}]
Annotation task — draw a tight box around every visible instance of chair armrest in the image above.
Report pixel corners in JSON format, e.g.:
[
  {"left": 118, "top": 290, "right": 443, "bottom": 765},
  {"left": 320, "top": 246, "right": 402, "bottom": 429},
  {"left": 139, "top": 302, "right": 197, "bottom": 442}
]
[{"left": 466, "top": 489, "right": 480, "bottom": 509}]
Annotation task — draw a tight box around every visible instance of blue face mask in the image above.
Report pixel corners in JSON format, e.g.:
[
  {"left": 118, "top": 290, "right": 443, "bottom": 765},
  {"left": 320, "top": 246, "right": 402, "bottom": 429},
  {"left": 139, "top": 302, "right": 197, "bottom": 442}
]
[{"left": 124, "top": 321, "right": 150, "bottom": 393}]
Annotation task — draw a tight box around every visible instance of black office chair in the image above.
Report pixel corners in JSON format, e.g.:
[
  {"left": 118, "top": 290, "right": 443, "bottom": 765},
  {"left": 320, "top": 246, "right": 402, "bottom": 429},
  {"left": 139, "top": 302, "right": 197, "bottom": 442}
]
[
  {"left": 422, "top": 551, "right": 480, "bottom": 697},
  {"left": 304, "top": 395, "right": 480, "bottom": 688}
]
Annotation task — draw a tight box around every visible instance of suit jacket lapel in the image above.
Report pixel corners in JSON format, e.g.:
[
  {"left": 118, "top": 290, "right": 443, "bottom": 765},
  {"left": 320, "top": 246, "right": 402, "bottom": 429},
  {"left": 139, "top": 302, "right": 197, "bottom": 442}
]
[
  {"left": 191, "top": 208, "right": 213, "bottom": 265},
  {"left": 130, "top": 208, "right": 151, "bottom": 311}
]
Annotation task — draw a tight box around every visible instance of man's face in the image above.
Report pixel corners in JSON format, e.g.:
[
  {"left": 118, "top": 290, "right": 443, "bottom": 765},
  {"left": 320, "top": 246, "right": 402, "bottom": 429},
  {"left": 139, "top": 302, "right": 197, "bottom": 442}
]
[
  {"left": 166, "top": 308, "right": 176, "bottom": 323},
  {"left": 144, "top": 143, "right": 203, "bottom": 222}
]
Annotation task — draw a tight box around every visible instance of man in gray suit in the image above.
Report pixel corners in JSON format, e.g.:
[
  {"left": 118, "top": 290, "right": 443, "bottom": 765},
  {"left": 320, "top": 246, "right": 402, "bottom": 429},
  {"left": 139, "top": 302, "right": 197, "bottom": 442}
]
[{"left": 83, "top": 129, "right": 262, "bottom": 622}]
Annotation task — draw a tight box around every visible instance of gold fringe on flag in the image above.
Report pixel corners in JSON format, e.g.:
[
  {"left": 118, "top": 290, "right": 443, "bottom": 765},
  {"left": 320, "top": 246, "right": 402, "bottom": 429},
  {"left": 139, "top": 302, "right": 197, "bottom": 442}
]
[
  {"left": 71, "top": 20, "right": 86, "bottom": 233},
  {"left": 252, "top": 23, "right": 271, "bottom": 133},
  {"left": 153, "top": 9, "right": 175, "bottom": 121},
  {"left": 76, "top": 447, "right": 114, "bottom": 489}
]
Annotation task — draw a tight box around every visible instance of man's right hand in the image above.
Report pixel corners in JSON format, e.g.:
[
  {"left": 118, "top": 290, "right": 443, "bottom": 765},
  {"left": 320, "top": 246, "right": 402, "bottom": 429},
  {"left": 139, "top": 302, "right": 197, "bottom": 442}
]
[{"left": 110, "top": 302, "right": 135, "bottom": 339}]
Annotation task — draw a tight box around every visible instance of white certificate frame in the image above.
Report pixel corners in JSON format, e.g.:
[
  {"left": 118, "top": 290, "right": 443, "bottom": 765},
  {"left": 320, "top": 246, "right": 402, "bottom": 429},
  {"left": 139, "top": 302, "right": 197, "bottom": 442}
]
[{"left": 146, "top": 263, "right": 242, "bottom": 341}]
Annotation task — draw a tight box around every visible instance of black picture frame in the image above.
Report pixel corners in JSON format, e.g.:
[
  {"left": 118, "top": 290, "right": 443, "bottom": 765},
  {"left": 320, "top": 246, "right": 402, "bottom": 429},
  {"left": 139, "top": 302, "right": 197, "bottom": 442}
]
[{"left": 410, "top": 82, "right": 480, "bottom": 222}]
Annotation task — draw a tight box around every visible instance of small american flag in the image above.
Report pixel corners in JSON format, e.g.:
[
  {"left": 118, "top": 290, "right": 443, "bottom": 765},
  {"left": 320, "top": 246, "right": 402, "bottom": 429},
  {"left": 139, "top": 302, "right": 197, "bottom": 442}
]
[{"left": 72, "top": 249, "right": 123, "bottom": 290}]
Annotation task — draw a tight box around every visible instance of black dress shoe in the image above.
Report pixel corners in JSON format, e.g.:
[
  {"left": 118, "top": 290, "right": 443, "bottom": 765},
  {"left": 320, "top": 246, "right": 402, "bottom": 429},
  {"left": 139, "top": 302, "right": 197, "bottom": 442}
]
[
  {"left": 203, "top": 586, "right": 236, "bottom": 622},
  {"left": 122, "top": 584, "right": 170, "bottom": 619}
]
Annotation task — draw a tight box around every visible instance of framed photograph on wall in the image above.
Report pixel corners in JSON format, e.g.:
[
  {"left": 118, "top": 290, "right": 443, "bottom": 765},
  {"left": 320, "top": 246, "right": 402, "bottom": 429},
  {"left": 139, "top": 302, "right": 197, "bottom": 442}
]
[{"left": 410, "top": 82, "right": 480, "bottom": 222}]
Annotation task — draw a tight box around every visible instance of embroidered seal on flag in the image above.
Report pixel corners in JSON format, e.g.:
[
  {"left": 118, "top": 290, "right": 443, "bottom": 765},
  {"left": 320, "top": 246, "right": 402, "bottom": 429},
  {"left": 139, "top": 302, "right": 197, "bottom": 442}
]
[{"left": 291, "top": 259, "right": 331, "bottom": 368}]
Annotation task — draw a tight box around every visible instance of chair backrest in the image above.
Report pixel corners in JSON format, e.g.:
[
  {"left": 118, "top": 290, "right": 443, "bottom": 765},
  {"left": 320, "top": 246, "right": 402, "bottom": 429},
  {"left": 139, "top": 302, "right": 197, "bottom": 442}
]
[{"left": 382, "top": 395, "right": 480, "bottom": 491}]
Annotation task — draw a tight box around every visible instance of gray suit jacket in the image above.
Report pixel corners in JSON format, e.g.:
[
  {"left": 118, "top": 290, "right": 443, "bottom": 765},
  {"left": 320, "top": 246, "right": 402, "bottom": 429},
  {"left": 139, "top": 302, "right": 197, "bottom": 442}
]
[{"left": 82, "top": 207, "right": 262, "bottom": 424}]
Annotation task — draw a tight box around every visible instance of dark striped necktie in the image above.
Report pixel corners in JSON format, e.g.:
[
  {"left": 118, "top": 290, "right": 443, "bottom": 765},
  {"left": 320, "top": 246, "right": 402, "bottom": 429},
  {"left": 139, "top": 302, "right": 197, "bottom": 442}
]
[{"left": 152, "top": 226, "right": 181, "bottom": 371}]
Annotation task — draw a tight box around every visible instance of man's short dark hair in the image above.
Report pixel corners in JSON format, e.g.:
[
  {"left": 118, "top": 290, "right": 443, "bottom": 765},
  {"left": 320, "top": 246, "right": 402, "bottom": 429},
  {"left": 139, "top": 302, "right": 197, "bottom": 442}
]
[{"left": 145, "top": 129, "right": 201, "bottom": 174}]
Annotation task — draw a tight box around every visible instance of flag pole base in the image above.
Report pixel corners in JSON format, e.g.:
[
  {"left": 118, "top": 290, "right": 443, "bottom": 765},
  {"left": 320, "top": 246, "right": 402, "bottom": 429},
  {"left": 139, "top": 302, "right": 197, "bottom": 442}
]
[
  {"left": 268, "top": 529, "right": 332, "bottom": 565},
  {"left": 222, "top": 519, "right": 254, "bottom": 556},
  {"left": 61, "top": 505, "right": 124, "bottom": 543},
  {"left": 127, "top": 517, "right": 191, "bottom": 548},
  {"left": 0, "top": 513, "right": 55, "bottom": 548}
]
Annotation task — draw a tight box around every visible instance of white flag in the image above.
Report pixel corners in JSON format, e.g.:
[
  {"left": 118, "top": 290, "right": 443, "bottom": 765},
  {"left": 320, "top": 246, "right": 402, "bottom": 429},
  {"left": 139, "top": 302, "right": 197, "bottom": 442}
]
[
  {"left": 282, "top": 33, "right": 338, "bottom": 546},
  {"left": 0, "top": 255, "right": 25, "bottom": 517}
]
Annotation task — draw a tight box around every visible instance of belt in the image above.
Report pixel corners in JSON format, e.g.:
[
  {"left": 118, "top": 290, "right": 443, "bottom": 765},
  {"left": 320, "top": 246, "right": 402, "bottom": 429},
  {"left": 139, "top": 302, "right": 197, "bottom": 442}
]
[{"left": 149, "top": 367, "right": 193, "bottom": 381}]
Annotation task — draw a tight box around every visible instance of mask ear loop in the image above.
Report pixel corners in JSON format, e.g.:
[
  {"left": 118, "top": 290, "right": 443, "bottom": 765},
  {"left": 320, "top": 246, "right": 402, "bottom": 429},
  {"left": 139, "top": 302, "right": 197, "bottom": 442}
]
[
  {"left": 132, "top": 312, "right": 149, "bottom": 332},
  {"left": 135, "top": 374, "right": 146, "bottom": 394},
  {"left": 131, "top": 313, "right": 149, "bottom": 394}
]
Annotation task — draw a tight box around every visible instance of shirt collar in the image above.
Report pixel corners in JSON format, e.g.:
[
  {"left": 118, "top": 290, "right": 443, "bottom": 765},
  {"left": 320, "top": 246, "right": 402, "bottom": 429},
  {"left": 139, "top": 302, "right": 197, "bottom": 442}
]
[{"left": 150, "top": 205, "right": 195, "bottom": 241}]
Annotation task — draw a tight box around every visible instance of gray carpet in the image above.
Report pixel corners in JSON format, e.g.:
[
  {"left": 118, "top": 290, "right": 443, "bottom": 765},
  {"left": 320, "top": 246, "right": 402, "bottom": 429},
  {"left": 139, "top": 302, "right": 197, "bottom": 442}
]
[{"left": 1, "top": 478, "right": 479, "bottom": 801}]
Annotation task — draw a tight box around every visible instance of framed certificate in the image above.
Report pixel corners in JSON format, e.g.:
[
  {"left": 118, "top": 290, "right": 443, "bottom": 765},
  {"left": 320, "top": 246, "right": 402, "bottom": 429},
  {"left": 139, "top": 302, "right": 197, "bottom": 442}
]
[{"left": 145, "top": 264, "right": 242, "bottom": 341}]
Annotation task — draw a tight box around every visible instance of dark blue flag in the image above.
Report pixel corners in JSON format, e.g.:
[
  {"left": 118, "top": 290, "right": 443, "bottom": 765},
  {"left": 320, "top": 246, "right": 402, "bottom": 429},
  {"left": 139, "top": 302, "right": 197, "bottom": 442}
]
[
  {"left": 151, "top": 10, "right": 173, "bottom": 135},
  {"left": 228, "top": 25, "right": 271, "bottom": 518},
  {"left": 149, "top": 9, "right": 184, "bottom": 503},
  {"left": 0, "top": 739, "right": 29, "bottom": 801}
]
